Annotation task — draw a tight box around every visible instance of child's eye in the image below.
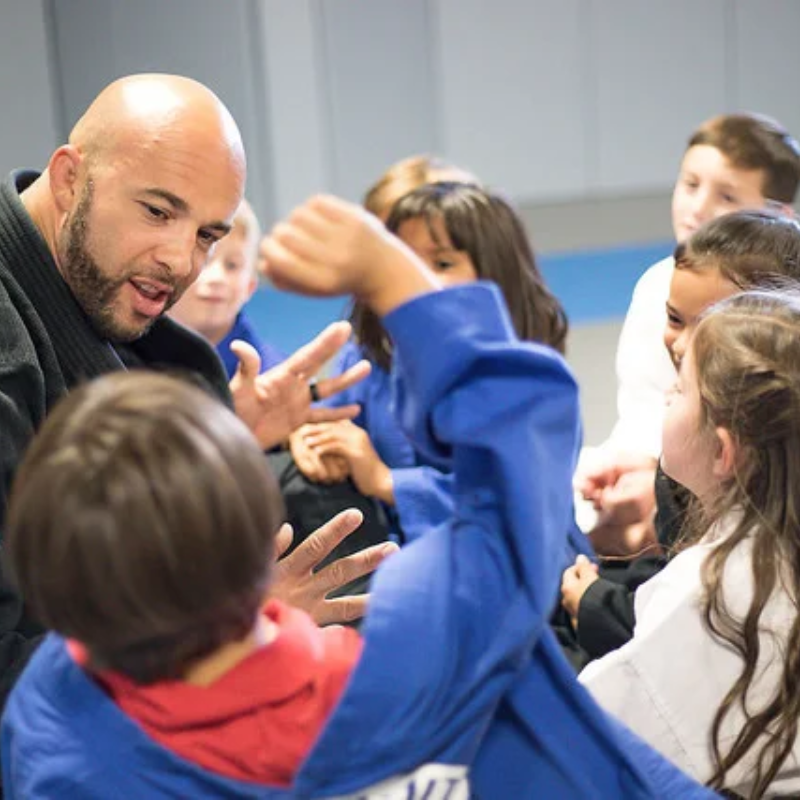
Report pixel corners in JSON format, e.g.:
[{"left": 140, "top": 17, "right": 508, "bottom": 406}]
[
  {"left": 434, "top": 258, "right": 456, "bottom": 271},
  {"left": 666, "top": 312, "right": 683, "bottom": 328},
  {"left": 719, "top": 192, "right": 739, "bottom": 205},
  {"left": 142, "top": 204, "right": 168, "bottom": 221}
]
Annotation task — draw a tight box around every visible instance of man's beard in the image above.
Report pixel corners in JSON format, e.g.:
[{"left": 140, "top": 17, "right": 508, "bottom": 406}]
[{"left": 59, "top": 183, "right": 162, "bottom": 343}]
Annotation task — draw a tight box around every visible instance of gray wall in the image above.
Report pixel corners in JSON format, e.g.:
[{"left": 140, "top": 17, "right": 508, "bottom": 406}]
[
  {"left": 3, "top": 0, "right": 799, "bottom": 238},
  {"left": 0, "top": 1, "right": 59, "bottom": 176}
]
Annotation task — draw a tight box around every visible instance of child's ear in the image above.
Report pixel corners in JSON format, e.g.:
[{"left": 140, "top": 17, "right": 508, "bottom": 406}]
[
  {"left": 48, "top": 145, "right": 83, "bottom": 214},
  {"left": 712, "top": 427, "right": 737, "bottom": 480},
  {"left": 245, "top": 272, "right": 259, "bottom": 302}
]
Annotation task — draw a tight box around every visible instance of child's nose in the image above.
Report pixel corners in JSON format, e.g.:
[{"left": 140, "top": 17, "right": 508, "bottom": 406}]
[
  {"left": 690, "top": 190, "right": 714, "bottom": 223},
  {"left": 200, "top": 259, "right": 226, "bottom": 283},
  {"left": 672, "top": 330, "right": 689, "bottom": 364}
]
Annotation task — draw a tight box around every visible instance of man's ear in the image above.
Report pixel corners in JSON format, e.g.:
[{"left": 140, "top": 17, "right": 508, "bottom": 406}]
[
  {"left": 712, "top": 427, "right": 737, "bottom": 481},
  {"left": 47, "top": 145, "right": 83, "bottom": 213}
]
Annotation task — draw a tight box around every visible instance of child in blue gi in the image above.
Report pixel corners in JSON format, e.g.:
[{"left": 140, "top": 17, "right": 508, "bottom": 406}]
[{"left": 2, "top": 195, "right": 712, "bottom": 798}]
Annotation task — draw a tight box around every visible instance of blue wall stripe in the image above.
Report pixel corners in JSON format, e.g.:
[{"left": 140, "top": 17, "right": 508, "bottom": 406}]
[{"left": 539, "top": 240, "right": 673, "bottom": 325}]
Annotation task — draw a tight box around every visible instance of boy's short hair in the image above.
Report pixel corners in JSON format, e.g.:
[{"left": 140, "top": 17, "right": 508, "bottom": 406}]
[
  {"left": 688, "top": 113, "right": 800, "bottom": 204},
  {"left": 5, "top": 372, "right": 284, "bottom": 684}
]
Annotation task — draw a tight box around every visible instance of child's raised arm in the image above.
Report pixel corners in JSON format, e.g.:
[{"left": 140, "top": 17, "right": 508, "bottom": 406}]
[{"left": 263, "top": 196, "right": 711, "bottom": 799}]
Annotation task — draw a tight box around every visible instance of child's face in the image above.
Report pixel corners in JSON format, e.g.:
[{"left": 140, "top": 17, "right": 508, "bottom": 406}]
[
  {"left": 168, "top": 227, "right": 257, "bottom": 345},
  {"left": 671, "top": 145, "right": 768, "bottom": 243},
  {"left": 396, "top": 216, "right": 478, "bottom": 287},
  {"left": 662, "top": 345, "right": 716, "bottom": 502},
  {"left": 664, "top": 266, "right": 740, "bottom": 368}
]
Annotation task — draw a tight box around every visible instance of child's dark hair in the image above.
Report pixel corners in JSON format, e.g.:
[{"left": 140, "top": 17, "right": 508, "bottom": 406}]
[
  {"left": 688, "top": 114, "right": 800, "bottom": 204},
  {"left": 689, "top": 290, "right": 800, "bottom": 795},
  {"left": 674, "top": 209, "right": 800, "bottom": 289},
  {"left": 5, "top": 371, "right": 284, "bottom": 684},
  {"left": 351, "top": 182, "right": 568, "bottom": 370}
]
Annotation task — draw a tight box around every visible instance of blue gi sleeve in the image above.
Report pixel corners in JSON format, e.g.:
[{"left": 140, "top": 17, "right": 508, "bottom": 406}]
[{"left": 297, "top": 282, "right": 581, "bottom": 791}]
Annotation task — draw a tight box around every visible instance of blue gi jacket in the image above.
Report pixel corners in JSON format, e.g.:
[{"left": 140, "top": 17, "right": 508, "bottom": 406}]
[{"left": 2, "top": 284, "right": 713, "bottom": 799}]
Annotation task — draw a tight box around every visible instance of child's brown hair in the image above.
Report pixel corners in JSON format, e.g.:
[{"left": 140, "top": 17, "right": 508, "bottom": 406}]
[
  {"left": 5, "top": 371, "right": 284, "bottom": 684},
  {"left": 688, "top": 114, "right": 800, "bottom": 204}
]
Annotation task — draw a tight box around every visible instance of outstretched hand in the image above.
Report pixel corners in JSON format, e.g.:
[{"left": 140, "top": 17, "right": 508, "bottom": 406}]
[
  {"left": 229, "top": 321, "right": 371, "bottom": 449},
  {"left": 261, "top": 195, "right": 440, "bottom": 316},
  {"left": 270, "top": 509, "right": 398, "bottom": 626}
]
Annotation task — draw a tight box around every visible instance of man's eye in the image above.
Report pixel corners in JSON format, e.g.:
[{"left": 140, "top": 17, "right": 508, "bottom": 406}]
[{"left": 197, "top": 231, "right": 220, "bottom": 250}]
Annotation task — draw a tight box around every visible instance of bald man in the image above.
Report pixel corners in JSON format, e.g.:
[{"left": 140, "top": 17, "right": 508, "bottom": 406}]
[{"left": 0, "top": 74, "right": 388, "bottom": 709}]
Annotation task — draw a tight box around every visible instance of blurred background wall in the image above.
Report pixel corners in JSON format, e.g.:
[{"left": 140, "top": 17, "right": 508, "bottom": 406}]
[{"left": 3, "top": 0, "right": 798, "bottom": 443}]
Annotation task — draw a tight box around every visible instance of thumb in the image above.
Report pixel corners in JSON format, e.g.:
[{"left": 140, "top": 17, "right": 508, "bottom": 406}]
[
  {"left": 574, "top": 554, "right": 596, "bottom": 577},
  {"left": 230, "top": 339, "right": 262, "bottom": 384}
]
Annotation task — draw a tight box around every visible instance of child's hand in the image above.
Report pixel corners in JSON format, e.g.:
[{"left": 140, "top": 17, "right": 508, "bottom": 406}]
[
  {"left": 576, "top": 451, "right": 657, "bottom": 510},
  {"left": 304, "top": 420, "right": 394, "bottom": 504},
  {"left": 594, "top": 467, "right": 657, "bottom": 527},
  {"left": 261, "top": 195, "right": 440, "bottom": 316},
  {"left": 290, "top": 425, "right": 351, "bottom": 484},
  {"left": 560, "top": 554, "right": 600, "bottom": 626}
]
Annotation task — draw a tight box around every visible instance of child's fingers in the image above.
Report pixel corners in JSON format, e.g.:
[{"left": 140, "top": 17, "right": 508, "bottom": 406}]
[
  {"left": 304, "top": 431, "right": 340, "bottom": 448},
  {"left": 310, "top": 440, "right": 350, "bottom": 460},
  {"left": 306, "top": 404, "right": 360, "bottom": 424}
]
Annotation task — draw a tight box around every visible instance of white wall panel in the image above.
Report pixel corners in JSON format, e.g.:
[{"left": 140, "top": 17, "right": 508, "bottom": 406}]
[
  {"left": 732, "top": 0, "right": 800, "bottom": 151},
  {"left": 435, "top": 0, "right": 587, "bottom": 202},
  {"left": 0, "top": 0, "right": 59, "bottom": 175},
  {"left": 317, "top": 0, "right": 437, "bottom": 202},
  {"left": 49, "top": 0, "right": 274, "bottom": 224},
  {"left": 589, "top": 0, "right": 729, "bottom": 194},
  {"left": 259, "top": 0, "right": 328, "bottom": 219},
  {"left": 9, "top": 0, "right": 800, "bottom": 231}
]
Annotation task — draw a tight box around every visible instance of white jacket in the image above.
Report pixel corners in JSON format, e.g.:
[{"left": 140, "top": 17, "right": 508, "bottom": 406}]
[
  {"left": 580, "top": 517, "right": 800, "bottom": 797},
  {"left": 605, "top": 256, "right": 676, "bottom": 458}
]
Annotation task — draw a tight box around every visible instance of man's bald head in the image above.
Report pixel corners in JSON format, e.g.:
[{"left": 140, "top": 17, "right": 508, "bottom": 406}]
[
  {"left": 22, "top": 74, "right": 249, "bottom": 342},
  {"left": 69, "top": 74, "right": 245, "bottom": 177}
]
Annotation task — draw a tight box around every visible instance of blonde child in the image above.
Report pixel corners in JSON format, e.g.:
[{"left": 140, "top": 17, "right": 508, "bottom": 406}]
[{"left": 169, "top": 198, "right": 284, "bottom": 378}]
